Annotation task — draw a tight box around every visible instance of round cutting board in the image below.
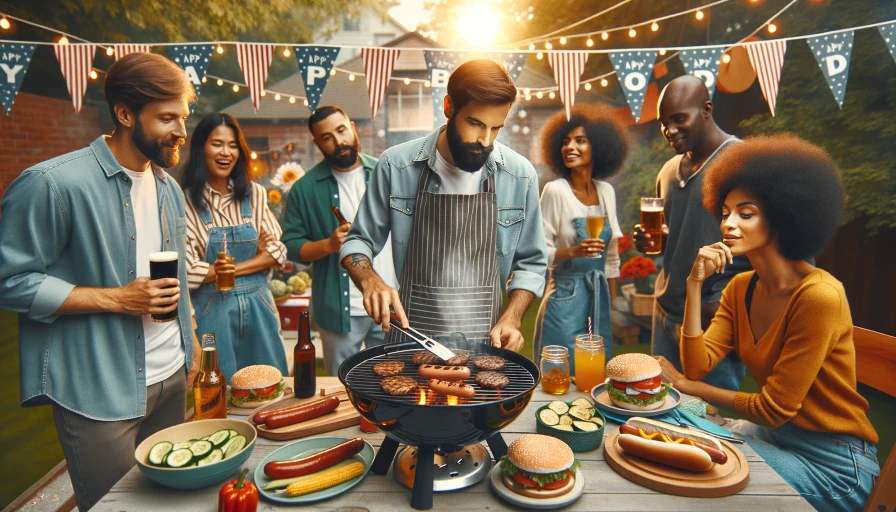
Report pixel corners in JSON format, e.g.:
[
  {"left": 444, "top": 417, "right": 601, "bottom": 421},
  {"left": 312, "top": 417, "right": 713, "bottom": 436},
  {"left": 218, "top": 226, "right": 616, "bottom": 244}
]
[{"left": 603, "top": 428, "right": 749, "bottom": 497}]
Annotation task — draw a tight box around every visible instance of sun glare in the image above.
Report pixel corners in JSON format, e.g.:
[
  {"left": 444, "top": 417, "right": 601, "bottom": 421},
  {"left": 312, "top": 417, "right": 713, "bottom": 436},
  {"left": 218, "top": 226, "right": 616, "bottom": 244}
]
[{"left": 456, "top": 4, "right": 500, "bottom": 48}]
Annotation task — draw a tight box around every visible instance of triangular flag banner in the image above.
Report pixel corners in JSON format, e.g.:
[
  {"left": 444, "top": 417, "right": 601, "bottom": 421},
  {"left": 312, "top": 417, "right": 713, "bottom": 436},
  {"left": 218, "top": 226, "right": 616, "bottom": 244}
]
[
  {"left": 880, "top": 22, "right": 896, "bottom": 64},
  {"left": 807, "top": 32, "right": 854, "bottom": 109},
  {"left": 484, "top": 52, "right": 528, "bottom": 82},
  {"left": 169, "top": 44, "right": 214, "bottom": 114},
  {"left": 111, "top": 44, "right": 152, "bottom": 61},
  {"left": 54, "top": 43, "right": 96, "bottom": 113},
  {"left": 294, "top": 46, "right": 340, "bottom": 113},
  {"left": 361, "top": 47, "right": 400, "bottom": 119},
  {"left": 678, "top": 47, "right": 724, "bottom": 97},
  {"left": 608, "top": 51, "right": 655, "bottom": 124},
  {"left": 0, "top": 43, "right": 36, "bottom": 115},
  {"left": 424, "top": 50, "right": 466, "bottom": 125},
  {"left": 235, "top": 43, "right": 273, "bottom": 113},
  {"left": 745, "top": 40, "right": 787, "bottom": 116},
  {"left": 547, "top": 51, "right": 589, "bottom": 120}
]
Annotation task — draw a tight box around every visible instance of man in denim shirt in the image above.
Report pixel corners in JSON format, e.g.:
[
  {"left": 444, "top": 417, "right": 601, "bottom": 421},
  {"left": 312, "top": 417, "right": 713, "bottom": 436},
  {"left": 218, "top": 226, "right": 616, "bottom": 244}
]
[
  {"left": 0, "top": 53, "right": 200, "bottom": 510},
  {"left": 339, "top": 60, "right": 547, "bottom": 352}
]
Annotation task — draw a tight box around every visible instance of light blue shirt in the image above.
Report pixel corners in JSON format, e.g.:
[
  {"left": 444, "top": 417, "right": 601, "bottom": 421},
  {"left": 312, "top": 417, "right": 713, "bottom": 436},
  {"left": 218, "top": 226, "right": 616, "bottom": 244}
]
[
  {"left": 0, "top": 136, "right": 194, "bottom": 420},
  {"left": 340, "top": 126, "right": 547, "bottom": 297}
]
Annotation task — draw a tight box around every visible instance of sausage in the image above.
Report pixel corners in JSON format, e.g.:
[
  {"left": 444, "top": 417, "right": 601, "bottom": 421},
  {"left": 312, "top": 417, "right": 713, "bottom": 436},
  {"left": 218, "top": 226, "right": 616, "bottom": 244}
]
[
  {"left": 618, "top": 433, "right": 716, "bottom": 472},
  {"left": 427, "top": 379, "right": 476, "bottom": 399},
  {"left": 263, "top": 395, "right": 341, "bottom": 429},
  {"left": 264, "top": 437, "right": 365, "bottom": 479},
  {"left": 252, "top": 402, "right": 307, "bottom": 425},
  {"left": 619, "top": 422, "right": 728, "bottom": 465},
  {"left": 417, "top": 364, "right": 471, "bottom": 381}
]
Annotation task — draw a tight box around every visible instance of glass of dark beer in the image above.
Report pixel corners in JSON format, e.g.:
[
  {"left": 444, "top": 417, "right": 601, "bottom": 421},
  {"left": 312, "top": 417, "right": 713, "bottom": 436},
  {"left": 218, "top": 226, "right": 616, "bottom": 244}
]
[
  {"left": 640, "top": 198, "right": 665, "bottom": 255},
  {"left": 149, "top": 251, "right": 179, "bottom": 322}
]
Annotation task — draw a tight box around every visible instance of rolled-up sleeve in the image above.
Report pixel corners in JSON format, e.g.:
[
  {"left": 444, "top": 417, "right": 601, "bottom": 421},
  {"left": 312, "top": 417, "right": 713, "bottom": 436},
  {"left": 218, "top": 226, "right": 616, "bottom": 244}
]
[
  {"left": 256, "top": 184, "right": 287, "bottom": 266},
  {"left": 507, "top": 168, "right": 547, "bottom": 297},
  {"left": 340, "top": 157, "right": 392, "bottom": 266},
  {"left": 183, "top": 200, "right": 210, "bottom": 290}
]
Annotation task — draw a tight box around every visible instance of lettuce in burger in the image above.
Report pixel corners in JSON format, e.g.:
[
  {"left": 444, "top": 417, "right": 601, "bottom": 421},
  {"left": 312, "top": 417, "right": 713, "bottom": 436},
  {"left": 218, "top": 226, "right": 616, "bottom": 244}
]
[
  {"left": 228, "top": 365, "right": 285, "bottom": 407},
  {"left": 499, "top": 434, "right": 581, "bottom": 499}
]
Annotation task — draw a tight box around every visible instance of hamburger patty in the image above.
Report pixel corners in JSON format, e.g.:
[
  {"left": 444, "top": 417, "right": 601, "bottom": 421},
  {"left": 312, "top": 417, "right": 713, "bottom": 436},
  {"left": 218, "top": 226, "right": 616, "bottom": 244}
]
[
  {"left": 413, "top": 350, "right": 443, "bottom": 366},
  {"left": 475, "top": 371, "right": 509, "bottom": 389},
  {"left": 446, "top": 352, "right": 471, "bottom": 366},
  {"left": 380, "top": 376, "right": 419, "bottom": 395},
  {"left": 372, "top": 360, "right": 405, "bottom": 377},
  {"left": 473, "top": 355, "right": 505, "bottom": 371}
]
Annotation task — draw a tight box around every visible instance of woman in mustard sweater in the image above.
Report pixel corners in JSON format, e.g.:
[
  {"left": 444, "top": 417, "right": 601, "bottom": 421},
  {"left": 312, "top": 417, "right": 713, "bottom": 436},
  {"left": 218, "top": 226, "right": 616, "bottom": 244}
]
[{"left": 656, "top": 134, "right": 879, "bottom": 512}]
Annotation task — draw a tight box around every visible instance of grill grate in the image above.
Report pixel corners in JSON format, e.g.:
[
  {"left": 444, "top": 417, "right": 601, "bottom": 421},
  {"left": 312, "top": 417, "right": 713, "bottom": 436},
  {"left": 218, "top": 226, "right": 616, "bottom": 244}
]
[{"left": 344, "top": 348, "right": 536, "bottom": 405}]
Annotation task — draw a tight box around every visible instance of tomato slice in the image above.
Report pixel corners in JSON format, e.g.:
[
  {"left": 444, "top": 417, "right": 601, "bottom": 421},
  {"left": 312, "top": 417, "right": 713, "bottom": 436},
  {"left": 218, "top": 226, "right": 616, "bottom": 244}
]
[
  {"left": 541, "top": 471, "right": 572, "bottom": 490},
  {"left": 630, "top": 376, "right": 661, "bottom": 390},
  {"left": 254, "top": 384, "right": 278, "bottom": 397},
  {"left": 511, "top": 472, "right": 540, "bottom": 488},
  {"left": 230, "top": 389, "right": 250, "bottom": 398},
  {"left": 609, "top": 380, "right": 628, "bottom": 391}
]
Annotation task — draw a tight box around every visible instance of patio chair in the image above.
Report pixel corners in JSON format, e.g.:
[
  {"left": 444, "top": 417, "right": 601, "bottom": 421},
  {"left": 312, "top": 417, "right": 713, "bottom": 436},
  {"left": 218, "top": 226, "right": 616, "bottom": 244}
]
[{"left": 857, "top": 326, "right": 896, "bottom": 512}]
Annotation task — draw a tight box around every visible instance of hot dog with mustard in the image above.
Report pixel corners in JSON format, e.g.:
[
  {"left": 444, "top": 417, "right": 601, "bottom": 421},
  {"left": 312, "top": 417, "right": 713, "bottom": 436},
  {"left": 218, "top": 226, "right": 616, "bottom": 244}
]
[{"left": 617, "top": 417, "right": 728, "bottom": 472}]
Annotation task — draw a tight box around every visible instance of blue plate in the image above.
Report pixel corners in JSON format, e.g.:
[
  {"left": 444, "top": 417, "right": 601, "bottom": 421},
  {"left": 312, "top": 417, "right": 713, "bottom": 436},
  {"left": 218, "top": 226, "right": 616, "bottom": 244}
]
[
  {"left": 591, "top": 383, "right": 681, "bottom": 419},
  {"left": 254, "top": 436, "right": 375, "bottom": 504}
]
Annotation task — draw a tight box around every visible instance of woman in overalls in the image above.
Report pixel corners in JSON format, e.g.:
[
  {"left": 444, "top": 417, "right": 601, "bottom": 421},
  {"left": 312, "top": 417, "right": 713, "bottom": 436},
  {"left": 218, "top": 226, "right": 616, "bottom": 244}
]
[
  {"left": 534, "top": 104, "right": 630, "bottom": 374},
  {"left": 181, "top": 113, "right": 288, "bottom": 379}
]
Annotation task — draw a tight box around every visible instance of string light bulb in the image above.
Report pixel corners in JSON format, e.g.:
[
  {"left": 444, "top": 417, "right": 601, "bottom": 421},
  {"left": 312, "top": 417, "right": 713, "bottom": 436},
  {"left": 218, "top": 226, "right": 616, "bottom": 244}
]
[
  {"left": 275, "top": 93, "right": 281, "bottom": 101},
  {"left": 523, "top": 88, "right": 531, "bottom": 95},
  {"left": 330, "top": 68, "right": 336, "bottom": 76},
  {"left": 403, "top": 77, "right": 410, "bottom": 85},
  {"left": 250, "top": 152, "right": 258, "bottom": 160},
  {"left": 303, "top": 99, "right": 309, "bottom": 106},
  {"left": 600, "top": 78, "right": 608, "bottom": 87},
  {"left": 260, "top": 90, "right": 266, "bottom": 97},
  {"left": 548, "top": 91, "right": 555, "bottom": 99},
  {"left": 289, "top": 96, "right": 296, "bottom": 104},
  {"left": 202, "top": 76, "right": 207, "bottom": 83},
  {"left": 106, "top": 47, "right": 114, "bottom": 56},
  {"left": 628, "top": 28, "right": 636, "bottom": 38},
  {"left": 536, "top": 52, "right": 543, "bottom": 60},
  {"left": 586, "top": 38, "right": 594, "bottom": 47},
  {"left": 424, "top": 80, "right": 431, "bottom": 87},
  {"left": 767, "top": 23, "right": 777, "bottom": 33},
  {"left": 232, "top": 84, "right": 239, "bottom": 92},
  {"left": 525, "top": 94, "right": 531, "bottom": 100},
  {"left": 559, "top": 37, "right": 566, "bottom": 45},
  {"left": 536, "top": 91, "right": 543, "bottom": 99},
  {"left": 89, "top": 70, "right": 98, "bottom": 79},
  {"left": 584, "top": 82, "right": 592, "bottom": 91},
  {"left": 659, "top": 48, "right": 667, "bottom": 55},
  {"left": 59, "top": 36, "right": 69, "bottom": 45},
  {"left": 722, "top": 53, "right": 731, "bottom": 63},
  {"left": 0, "top": 17, "right": 10, "bottom": 30},
  {"left": 283, "top": 48, "right": 291, "bottom": 57},
  {"left": 601, "top": 31, "right": 609, "bottom": 40},
  {"left": 216, "top": 79, "right": 224, "bottom": 86},
  {"left": 216, "top": 44, "right": 224, "bottom": 54},
  {"left": 545, "top": 41, "right": 552, "bottom": 50},
  {"left": 349, "top": 74, "right": 355, "bottom": 81},
  {"left": 696, "top": 10, "right": 705, "bottom": 21},
  {"left": 651, "top": 22, "right": 659, "bottom": 32},
  {"left": 528, "top": 43, "right": 535, "bottom": 51}
]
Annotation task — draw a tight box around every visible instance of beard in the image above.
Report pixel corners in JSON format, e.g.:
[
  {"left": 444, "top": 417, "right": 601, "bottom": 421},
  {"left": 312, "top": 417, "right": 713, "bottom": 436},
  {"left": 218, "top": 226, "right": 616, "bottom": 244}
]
[
  {"left": 323, "top": 135, "right": 361, "bottom": 169},
  {"left": 446, "top": 116, "right": 493, "bottom": 173},
  {"left": 133, "top": 119, "right": 183, "bottom": 168}
]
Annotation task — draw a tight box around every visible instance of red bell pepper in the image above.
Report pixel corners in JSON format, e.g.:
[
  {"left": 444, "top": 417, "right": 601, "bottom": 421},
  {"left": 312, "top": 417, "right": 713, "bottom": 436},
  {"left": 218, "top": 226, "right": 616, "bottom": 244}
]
[{"left": 218, "top": 468, "right": 258, "bottom": 512}]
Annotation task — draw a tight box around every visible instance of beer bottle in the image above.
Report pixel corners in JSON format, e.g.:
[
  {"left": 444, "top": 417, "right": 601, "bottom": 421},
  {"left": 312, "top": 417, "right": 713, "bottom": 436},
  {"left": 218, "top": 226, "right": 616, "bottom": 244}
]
[
  {"left": 216, "top": 232, "right": 235, "bottom": 290},
  {"left": 193, "top": 333, "right": 228, "bottom": 419},
  {"left": 294, "top": 310, "right": 316, "bottom": 398}
]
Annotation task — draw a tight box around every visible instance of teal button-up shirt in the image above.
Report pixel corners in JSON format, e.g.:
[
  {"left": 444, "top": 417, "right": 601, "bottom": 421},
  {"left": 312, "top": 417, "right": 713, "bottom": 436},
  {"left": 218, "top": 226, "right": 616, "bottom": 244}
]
[
  {"left": 0, "top": 136, "right": 194, "bottom": 420},
  {"left": 281, "top": 154, "right": 378, "bottom": 333},
  {"left": 339, "top": 126, "right": 547, "bottom": 298}
]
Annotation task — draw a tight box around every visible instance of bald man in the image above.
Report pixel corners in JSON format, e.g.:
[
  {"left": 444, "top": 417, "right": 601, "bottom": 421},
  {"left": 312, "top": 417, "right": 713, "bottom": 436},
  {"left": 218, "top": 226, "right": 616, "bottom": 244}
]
[{"left": 633, "top": 75, "right": 749, "bottom": 392}]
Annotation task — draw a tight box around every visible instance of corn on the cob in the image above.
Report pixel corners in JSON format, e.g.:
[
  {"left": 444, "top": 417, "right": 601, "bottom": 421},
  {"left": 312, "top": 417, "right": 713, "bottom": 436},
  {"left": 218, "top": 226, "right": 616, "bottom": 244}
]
[{"left": 285, "top": 461, "right": 365, "bottom": 496}]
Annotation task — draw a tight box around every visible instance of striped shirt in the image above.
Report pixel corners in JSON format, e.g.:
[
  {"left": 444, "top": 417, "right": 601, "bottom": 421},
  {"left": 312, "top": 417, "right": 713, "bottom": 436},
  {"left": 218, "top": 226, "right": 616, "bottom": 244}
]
[{"left": 184, "top": 181, "right": 287, "bottom": 290}]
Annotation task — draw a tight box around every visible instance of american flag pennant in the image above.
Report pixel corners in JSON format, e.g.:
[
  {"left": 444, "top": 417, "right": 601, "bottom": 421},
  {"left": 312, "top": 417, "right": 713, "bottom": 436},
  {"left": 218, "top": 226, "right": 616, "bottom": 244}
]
[
  {"left": 880, "top": 22, "right": 896, "bottom": 65},
  {"left": 745, "top": 40, "right": 787, "bottom": 116},
  {"left": 54, "top": 43, "right": 97, "bottom": 113},
  {"left": 361, "top": 47, "right": 400, "bottom": 119},
  {"left": 111, "top": 44, "right": 152, "bottom": 60},
  {"left": 235, "top": 43, "right": 273, "bottom": 113},
  {"left": 547, "top": 51, "right": 589, "bottom": 120}
]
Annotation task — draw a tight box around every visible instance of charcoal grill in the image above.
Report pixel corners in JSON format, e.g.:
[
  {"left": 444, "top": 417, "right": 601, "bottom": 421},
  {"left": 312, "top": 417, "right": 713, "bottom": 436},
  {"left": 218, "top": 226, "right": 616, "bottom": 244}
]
[{"left": 338, "top": 339, "right": 539, "bottom": 510}]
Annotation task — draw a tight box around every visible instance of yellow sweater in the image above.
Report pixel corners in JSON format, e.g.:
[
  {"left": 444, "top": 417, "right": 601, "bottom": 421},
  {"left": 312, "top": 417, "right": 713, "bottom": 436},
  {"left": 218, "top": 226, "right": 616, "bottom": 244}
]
[{"left": 681, "top": 269, "right": 878, "bottom": 443}]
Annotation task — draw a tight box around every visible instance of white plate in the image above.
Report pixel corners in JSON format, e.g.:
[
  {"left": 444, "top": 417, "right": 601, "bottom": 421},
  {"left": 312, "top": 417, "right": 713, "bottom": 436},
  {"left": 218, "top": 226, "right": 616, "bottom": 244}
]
[
  {"left": 590, "top": 383, "right": 681, "bottom": 418},
  {"left": 488, "top": 465, "right": 584, "bottom": 510}
]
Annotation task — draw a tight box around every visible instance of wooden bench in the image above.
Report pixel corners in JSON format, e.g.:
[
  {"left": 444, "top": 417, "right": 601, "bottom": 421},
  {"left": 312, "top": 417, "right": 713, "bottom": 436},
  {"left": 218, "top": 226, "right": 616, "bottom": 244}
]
[{"left": 857, "top": 327, "right": 896, "bottom": 512}]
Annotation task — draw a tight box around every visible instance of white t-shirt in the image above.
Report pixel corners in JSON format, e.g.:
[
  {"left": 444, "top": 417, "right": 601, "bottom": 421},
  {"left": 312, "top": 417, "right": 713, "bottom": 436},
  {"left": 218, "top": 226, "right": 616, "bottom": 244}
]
[
  {"left": 123, "top": 168, "right": 185, "bottom": 386},
  {"left": 432, "top": 148, "right": 483, "bottom": 195},
  {"left": 331, "top": 165, "right": 399, "bottom": 316}
]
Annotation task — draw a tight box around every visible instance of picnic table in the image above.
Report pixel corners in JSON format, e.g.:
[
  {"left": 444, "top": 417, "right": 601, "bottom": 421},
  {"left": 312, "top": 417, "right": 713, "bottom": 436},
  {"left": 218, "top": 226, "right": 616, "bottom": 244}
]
[{"left": 94, "top": 376, "right": 812, "bottom": 511}]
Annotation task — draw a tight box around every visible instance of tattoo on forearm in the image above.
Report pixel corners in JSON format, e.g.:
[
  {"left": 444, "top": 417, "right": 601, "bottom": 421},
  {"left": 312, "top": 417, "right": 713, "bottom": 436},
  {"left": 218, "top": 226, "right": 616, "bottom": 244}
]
[{"left": 348, "top": 254, "right": 372, "bottom": 271}]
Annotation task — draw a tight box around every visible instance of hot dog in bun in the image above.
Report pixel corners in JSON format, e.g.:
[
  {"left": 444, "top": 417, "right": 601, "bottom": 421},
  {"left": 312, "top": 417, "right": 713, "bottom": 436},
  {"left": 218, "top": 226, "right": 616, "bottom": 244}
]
[
  {"left": 229, "top": 365, "right": 286, "bottom": 407},
  {"left": 604, "top": 353, "right": 669, "bottom": 411},
  {"left": 499, "top": 434, "right": 581, "bottom": 499},
  {"left": 617, "top": 417, "right": 728, "bottom": 472}
]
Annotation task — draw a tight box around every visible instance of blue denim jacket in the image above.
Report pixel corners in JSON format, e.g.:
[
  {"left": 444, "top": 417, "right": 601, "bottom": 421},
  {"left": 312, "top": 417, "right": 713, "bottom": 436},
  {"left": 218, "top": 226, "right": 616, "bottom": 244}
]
[
  {"left": 0, "top": 136, "right": 194, "bottom": 420},
  {"left": 340, "top": 126, "right": 547, "bottom": 297}
]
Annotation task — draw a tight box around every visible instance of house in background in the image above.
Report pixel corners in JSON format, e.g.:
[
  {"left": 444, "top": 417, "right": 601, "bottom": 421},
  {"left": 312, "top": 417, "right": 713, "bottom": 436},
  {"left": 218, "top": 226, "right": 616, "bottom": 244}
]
[{"left": 326, "top": 9, "right": 408, "bottom": 63}]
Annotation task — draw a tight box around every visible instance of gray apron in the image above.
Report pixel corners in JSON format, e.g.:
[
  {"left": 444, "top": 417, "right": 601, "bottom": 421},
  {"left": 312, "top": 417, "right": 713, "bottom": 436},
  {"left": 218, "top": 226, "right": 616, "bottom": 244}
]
[{"left": 386, "top": 165, "right": 502, "bottom": 345}]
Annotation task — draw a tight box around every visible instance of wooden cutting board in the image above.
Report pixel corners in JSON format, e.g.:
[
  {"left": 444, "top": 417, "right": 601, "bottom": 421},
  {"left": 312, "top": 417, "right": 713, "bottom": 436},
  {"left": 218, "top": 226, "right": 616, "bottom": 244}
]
[
  {"left": 603, "top": 428, "right": 749, "bottom": 497},
  {"left": 248, "top": 387, "right": 360, "bottom": 441}
]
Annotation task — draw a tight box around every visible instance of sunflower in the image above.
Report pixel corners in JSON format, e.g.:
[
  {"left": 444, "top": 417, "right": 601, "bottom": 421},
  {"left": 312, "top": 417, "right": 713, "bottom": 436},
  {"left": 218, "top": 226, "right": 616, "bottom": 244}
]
[{"left": 268, "top": 190, "right": 282, "bottom": 203}]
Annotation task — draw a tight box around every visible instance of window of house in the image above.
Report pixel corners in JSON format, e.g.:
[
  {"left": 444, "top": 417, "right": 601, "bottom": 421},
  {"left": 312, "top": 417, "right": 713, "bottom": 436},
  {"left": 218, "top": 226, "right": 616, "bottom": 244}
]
[
  {"left": 374, "top": 33, "right": 395, "bottom": 46},
  {"left": 387, "top": 83, "right": 435, "bottom": 132},
  {"left": 343, "top": 15, "right": 360, "bottom": 32}
]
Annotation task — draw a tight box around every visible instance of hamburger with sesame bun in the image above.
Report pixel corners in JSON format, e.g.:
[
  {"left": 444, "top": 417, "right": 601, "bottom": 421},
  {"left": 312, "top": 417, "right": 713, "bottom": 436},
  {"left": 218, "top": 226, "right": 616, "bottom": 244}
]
[
  {"left": 605, "top": 353, "right": 670, "bottom": 411},
  {"left": 499, "top": 434, "right": 581, "bottom": 499},
  {"left": 228, "top": 365, "right": 286, "bottom": 407}
]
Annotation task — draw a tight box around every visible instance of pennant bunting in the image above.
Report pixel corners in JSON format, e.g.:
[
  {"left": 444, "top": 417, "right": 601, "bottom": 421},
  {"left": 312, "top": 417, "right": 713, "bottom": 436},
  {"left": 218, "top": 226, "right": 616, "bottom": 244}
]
[
  {"left": 807, "top": 32, "right": 854, "bottom": 109},
  {"left": 169, "top": 44, "right": 214, "bottom": 114},
  {"left": 235, "top": 43, "right": 273, "bottom": 113},
  {"left": 424, "top": 50, "right": 466, "bottom": 124},
  {"left": 547, "top": 51, "right": 589, "bottom": 120},
  {"left": 880, "top": 22, "right": 896, "bottom": 64},
  {"left": 678, "top": 47, "right": 724, "bottom": 97},
  {"left": 111, "top": 44, "right": 152, "bottom": 60},
  {"left": 608, "top": 51, "right": 655, "bottom": 123},
  {"left": 54, "top": 43, "right": 96, "bottom": 113},
  {"left": 361, "top": 47, "right": 400, "bottom": 119},
  {"left": 293, "top": 46, "right": 340, "bottom": 113},
  {"left": 0, "top": 43, "right": 36, "bottom": 115},
  {"left": 484, "top": 52, "right": 528, "bottom": 82},
  {"left": 745, "top": 40, "right": 787, "bottom": 116}
]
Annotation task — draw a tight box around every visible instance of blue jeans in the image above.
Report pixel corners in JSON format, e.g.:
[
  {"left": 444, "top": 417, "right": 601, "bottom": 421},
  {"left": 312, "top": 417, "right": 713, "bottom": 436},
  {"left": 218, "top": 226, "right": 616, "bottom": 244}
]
[
  {"left": 728, "top": 420, "right": 880, "bottom": 512},
  {"left": 651, "top": 303, "right": 746, "bottom": 391},
  {"left": 318, "top": 316, "right": 386, "bottom": 376}
]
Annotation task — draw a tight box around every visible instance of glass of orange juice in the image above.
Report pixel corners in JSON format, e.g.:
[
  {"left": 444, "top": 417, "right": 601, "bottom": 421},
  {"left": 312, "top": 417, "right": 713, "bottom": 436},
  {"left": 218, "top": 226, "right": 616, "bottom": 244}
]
[{"left": 574, "top": 334, "right": 605, "bottom": 393}]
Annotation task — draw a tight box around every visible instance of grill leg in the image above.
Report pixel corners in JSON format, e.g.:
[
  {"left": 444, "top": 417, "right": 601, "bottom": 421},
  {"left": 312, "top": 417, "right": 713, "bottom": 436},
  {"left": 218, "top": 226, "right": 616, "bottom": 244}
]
[
  {"left": 411, "top": 445, "right": 434, "bottom": 510},
  {"left": 371, "top": 436, "right": 400, "bottom": 475},
  {"left": 486, "top": 433, "right": 508, "bottom": 461}
]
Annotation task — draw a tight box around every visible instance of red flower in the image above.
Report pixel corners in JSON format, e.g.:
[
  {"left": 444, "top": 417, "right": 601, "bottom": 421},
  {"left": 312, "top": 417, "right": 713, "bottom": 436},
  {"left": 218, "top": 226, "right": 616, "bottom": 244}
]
[
  {"left": 620, "top": 256, "right": 657, "bottom": 281},
  {"left": 617, "top": 235, "right": 633, "bottom": 253}
]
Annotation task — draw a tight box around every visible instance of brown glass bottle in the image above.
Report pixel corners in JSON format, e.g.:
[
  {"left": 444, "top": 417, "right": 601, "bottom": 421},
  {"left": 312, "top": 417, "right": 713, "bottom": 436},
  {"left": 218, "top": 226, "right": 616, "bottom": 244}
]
[
  {"left": 193, "top": 333, "right": 227, "bottom": 419},
  {"left": 294, "top": 310, "right": 316, "bottom": 398}
]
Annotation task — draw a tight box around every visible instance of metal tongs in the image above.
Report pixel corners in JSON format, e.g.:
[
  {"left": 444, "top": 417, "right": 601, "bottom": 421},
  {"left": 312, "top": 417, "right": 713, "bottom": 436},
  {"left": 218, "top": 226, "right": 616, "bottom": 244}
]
[{"left": 389, "top": 313, "right": 456, "bottom": 361}]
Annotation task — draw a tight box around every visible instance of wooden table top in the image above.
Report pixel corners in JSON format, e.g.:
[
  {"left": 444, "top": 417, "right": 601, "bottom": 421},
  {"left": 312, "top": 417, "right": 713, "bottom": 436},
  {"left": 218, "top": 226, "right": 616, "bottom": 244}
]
[{"left": 95, "top": 377, "right": 812, "bottom": 511}]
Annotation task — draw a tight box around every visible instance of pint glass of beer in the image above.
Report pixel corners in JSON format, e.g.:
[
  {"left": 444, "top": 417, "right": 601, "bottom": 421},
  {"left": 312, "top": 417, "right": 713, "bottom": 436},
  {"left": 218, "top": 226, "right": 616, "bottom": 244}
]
[
  {"left": 640, "top": 198, "right": 665, "bottom": 255},
  {"left": 149, "top": 251, "right": 179, "bottom": 322}
]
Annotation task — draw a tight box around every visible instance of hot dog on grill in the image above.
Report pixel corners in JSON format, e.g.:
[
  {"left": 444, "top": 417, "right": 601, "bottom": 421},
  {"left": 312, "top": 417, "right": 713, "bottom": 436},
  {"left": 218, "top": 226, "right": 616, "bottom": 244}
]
[
  {"left": 427, "top": 379, "right": 476, "bottom": 399},
  {"left": 264, "top": 437, "right": 365, "bottom": 479},
  {"left": 263, "top": 395, "right": 341, "bottom": 429},
  {"left": 616, "top": 417, "right": 728, "bottom": 472},
  {"left": 417, "top": 364, "right": 471, "bottom": 381}
]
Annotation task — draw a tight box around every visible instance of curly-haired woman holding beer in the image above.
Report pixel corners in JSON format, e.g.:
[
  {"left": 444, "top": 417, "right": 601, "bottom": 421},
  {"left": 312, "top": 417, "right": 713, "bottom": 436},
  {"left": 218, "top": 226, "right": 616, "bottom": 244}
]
[
  {"left": 655, "top": 134, "right": 879, "bottom": 511},
  {"left": 533, "top": 104, "right": 629, "bottom": 377},
  {"left": 181, "top": 113, "right": 288, "bottom": 380}
]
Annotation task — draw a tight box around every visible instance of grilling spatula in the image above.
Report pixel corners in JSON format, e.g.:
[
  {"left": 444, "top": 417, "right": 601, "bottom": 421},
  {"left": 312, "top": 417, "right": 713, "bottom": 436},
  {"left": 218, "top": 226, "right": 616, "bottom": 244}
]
[{"left": 389, "top": 313, "right": 456, "bottom": 361}]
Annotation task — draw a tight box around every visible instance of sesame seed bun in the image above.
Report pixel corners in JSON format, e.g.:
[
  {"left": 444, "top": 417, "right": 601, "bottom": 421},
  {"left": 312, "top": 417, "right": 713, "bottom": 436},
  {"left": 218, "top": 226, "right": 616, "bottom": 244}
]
[
  {"left": 605, "top": 353, "right": 661, "bottom": 383},
  {"left": 506, "top": 434, "right": 574, "bottom": 474},
  {"left": 230, "top": 365, "right": 282, "bottom": 390}
]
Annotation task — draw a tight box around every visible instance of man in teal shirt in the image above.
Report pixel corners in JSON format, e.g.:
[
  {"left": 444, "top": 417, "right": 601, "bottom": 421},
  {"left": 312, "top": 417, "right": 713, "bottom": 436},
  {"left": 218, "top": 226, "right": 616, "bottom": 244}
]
[{"left": 282, "top": 106, "right": 398, "bottom": 375}]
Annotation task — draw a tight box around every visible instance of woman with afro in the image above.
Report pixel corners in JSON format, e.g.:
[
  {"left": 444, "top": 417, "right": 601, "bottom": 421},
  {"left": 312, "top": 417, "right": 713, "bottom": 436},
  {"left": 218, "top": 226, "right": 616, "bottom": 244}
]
[
  {"left": 656, "top": 134, "right": 879, "bottom": 511},
  {"left": 533, "top": 104, "right": 630, "bottom": 374}
]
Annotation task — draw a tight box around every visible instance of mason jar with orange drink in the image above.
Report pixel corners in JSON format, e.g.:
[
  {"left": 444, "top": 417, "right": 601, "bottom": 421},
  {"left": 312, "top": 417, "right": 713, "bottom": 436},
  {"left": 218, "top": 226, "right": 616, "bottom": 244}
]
[{"left": 574, "top": 334, "right": 605, "bottom": 393}]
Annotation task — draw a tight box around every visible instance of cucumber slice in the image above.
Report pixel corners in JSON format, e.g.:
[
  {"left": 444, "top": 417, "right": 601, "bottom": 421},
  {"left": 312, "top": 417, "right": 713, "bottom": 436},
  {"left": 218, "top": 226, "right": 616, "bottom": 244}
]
[
  {"left": 208, "top": 429, "right": 231, "bottom": 448},
  {"left": 223, "top": 435, "right": 247, "bottom": 459},
  {"left": 568, "top": 405, "right": 593, "bottom": 421},
  {"left": 571, "top": 397, "right": 593, "bottom": 409},
  {"left": 573, "top": 420, "right": 599, "bottom": 432},
  {"left": 201, "top": 435, "right": 210, "bottom": 440},
  {"left": 590, "top": 416, "right": 604, "bottom": 427},
  {"left": 197, "top": 448, "right": 224, "bottom": 466},
  {"left": 558, "top": 414, "right": 574, "bottom": 426},
  {"left": 165, "top": 448, "right": 194, "bottom": 468},
  {"left": 539, "top": 409, "right": 560, "bottom": 426},
  {"left": 148, "top": 441, "right": 173, "bottom": 466},
  {"left": 228, "top": 429, "right": 239, "bottom": 439},
  {"left": 553, "top": 424, "right": 574, "bottom": 431},
  {"left": 173, "top": 441, "right": 193, "bottom": 450},
  {"left": 189, "top": 440, "right": 213, "bottom": 459},
  {"left": 548, "top": 400, "right": 569, "bottom": 415}
]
